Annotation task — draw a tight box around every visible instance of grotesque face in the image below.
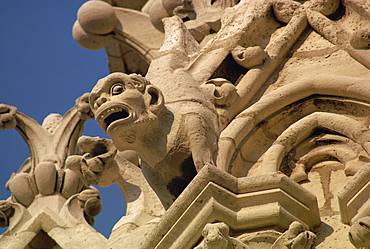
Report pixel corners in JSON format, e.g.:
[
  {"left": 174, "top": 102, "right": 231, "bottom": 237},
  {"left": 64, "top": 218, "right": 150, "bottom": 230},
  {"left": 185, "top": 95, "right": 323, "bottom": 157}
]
[
  {"left": 200, "top": 222, "right": 229, "bottom": 249},
  {"left": 89, "top": 73, "right": 164, "bottom": 147}
]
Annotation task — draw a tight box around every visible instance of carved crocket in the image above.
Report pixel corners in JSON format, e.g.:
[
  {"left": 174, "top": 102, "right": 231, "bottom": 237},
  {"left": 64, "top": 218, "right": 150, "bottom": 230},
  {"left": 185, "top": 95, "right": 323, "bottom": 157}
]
[{"left": 89, "top": 72, "right": 219, "bottom": 208}]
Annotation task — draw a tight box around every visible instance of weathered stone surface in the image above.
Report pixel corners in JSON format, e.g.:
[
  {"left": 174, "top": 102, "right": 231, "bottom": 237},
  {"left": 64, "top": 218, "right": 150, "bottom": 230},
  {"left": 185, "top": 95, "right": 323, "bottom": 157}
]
[{"left": 2, "top": 0, "right": 370, "bottom": 248}]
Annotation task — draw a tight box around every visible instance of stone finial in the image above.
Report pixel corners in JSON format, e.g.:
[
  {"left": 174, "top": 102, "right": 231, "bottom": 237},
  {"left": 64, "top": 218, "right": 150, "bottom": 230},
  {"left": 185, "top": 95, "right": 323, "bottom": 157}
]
[
  {"left": 77, "top": 1, "right": 117, "bottom": 35},
  {"left": 73, "top": 1, "right": 117, "bottom": 50}
]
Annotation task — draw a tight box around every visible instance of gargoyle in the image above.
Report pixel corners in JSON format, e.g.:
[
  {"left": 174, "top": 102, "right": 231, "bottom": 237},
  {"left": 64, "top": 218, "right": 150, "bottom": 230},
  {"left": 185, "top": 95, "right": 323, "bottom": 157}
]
[
  {"left": 86, "top": 0, "right": 348, "bottom": 209},
  {"left": 89, "top": 72, "right": 219, "bottom": 208}
]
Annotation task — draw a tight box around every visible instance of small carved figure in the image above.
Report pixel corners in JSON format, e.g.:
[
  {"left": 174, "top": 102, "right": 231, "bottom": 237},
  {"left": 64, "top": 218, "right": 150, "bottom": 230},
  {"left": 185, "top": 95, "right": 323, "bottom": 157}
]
[
  {"left": 66, "top": 135, "right": 119, "bottom": 187},
  {"left": 271, "top": 221, "right": 317, "bottom": 249},
  {"left": 143, "top": 0, "right": 238, "bottom": 40},
  {"left": 194, "top": 222, "right": 249, "bottom": 249},
  {"left": 349, "top": 216, "right": 370, "bottom": 248}
]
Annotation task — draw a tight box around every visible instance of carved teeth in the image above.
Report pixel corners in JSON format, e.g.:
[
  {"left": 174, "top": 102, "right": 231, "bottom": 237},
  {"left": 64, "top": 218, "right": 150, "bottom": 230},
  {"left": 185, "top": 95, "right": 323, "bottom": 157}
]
[{"left": 98, "top": 107, "right": 124, "bottom": 122}]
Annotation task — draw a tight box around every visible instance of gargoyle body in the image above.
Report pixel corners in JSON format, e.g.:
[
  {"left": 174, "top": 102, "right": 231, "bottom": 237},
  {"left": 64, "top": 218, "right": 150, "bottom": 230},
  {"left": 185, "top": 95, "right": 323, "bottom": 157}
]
[
  {"left": 89, "top": 72, "right": 219, "bottom": 208},
  {"left": 86, "top": 0, "right": 346, "bottom": 209}
]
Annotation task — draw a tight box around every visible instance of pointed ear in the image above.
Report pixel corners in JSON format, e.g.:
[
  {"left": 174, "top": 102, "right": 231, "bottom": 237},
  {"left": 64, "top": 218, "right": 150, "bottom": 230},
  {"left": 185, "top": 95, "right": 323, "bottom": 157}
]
[
  {"left": 146, "top": 85, "right": 164, "bottom": 114},
  {"left": 129, "top": 73, "right": 149, "bottom": 92}
]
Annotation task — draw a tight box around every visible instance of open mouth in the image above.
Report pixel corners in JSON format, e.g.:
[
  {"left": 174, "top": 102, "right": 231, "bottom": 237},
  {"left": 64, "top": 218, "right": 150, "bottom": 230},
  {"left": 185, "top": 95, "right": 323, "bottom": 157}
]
[
  {"left": 104, "top": 110, "right": 130, "bottom": 127},
  {"left": 96, "top": 105, "right": 131, "bottom": 130}
]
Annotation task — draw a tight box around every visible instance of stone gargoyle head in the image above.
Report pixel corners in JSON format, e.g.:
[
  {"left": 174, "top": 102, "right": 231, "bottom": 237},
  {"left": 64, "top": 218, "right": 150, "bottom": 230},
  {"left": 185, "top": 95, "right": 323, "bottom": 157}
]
[{"left": 89, "top": 72, "right": 165, "bottom": 150}]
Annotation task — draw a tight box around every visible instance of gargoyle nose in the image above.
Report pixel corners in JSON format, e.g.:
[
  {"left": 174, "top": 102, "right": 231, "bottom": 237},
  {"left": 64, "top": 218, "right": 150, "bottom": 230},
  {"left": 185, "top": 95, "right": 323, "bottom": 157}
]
[{"left": 94, "top": 95, "right": 109, "bottom": 109}]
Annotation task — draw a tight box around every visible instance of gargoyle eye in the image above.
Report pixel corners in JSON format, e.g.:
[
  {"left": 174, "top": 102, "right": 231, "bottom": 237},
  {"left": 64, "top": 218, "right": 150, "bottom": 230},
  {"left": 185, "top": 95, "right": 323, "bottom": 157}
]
[{"left": 111, "top": 83, "right": 125, "bottom": 95}]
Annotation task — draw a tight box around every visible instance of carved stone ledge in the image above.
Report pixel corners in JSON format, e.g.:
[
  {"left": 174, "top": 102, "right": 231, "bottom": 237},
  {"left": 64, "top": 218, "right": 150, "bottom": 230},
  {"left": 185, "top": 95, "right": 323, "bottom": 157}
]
[
  {"left": 0, "top": 195, "right": 106, "bottom": 249},
  {"left": 141, "top": 165, "right": 320, "bottom": 249},
  {"left": 338, "top": 163, "right": 370, "bottom": 224},
  {"left": 73, "top": 1, "right": 164, "bottom": 74}
]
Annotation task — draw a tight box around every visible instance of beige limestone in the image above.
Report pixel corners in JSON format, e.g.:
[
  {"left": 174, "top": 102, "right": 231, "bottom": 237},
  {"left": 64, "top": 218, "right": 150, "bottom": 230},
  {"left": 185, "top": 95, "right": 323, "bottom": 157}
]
[
  {"left": 88, "top": 71, "right": 219, "bottom": 208},
  {"left": 2, "top": 0, "right": 370, "bottom": 248},
  {"left": 0, "top": 97, "right": 105, "bottom": 248}
]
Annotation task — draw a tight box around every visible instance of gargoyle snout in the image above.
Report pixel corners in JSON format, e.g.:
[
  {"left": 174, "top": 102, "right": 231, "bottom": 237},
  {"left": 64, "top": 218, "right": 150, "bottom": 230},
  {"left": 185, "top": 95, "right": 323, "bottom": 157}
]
[{"left": 94, "top": 95, "right": 110, "bottom": 109}]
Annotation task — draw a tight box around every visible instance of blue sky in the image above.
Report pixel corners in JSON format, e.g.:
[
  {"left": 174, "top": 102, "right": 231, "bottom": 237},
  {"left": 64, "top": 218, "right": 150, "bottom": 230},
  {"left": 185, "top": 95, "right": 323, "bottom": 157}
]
[{"left": 0, "top": 1, "right": 125, "bottom": 238}]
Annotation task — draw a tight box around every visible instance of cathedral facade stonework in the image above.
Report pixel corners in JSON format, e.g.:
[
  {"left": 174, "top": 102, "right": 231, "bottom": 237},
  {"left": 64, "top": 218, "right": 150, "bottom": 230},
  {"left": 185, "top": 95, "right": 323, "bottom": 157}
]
[{"left": 1, "top": 0, "right": 370, "bottom": 248}]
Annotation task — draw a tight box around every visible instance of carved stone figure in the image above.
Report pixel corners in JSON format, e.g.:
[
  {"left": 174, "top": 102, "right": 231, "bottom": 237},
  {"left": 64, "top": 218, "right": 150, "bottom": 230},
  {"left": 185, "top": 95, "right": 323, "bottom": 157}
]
[
  {"left": 66, "top": 135, "right": 119, "bottom": 187},
  {"left": 271, "top": 221, "right": 317, "bottom": 249},
  {"left": 67, "top": 135, "right": 166, "bottom": 248},
  {"left": 142, "top": 0, "right": 238, "bottom": 41},
  {"left": 349, "top": 216, "right": 370, "bottom": 248},
  {"left": 2, "top": 0, "right": 370, "bottom": 248},
  {"left": 71, "top": 0, "right": 370, "bottom": 247},
  {"left": 194, "top": 222, "right": 249, "bottom": 249},
  {"left": 89, "top": 72, "right": 219, "bottom": 207}
]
